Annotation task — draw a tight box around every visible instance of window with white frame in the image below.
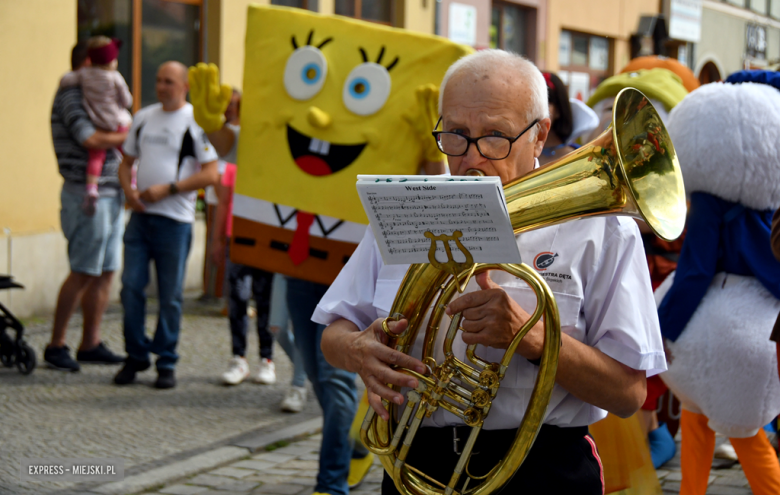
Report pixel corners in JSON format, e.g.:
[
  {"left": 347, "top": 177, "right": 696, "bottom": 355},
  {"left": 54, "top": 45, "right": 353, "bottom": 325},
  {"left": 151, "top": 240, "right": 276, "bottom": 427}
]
[{"left": 557, "top": 30, "right": 611, "bottom": 101}]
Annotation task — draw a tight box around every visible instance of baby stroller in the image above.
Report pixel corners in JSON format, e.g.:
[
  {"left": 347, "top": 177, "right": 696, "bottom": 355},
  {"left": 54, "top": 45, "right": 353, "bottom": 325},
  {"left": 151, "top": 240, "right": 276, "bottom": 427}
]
[{"left": 0, "top": 275, "right": 35, "bottom": 374}]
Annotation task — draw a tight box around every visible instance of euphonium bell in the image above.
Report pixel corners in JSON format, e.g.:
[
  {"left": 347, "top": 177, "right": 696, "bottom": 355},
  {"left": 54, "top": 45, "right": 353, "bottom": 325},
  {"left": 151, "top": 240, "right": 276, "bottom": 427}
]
[{"left": 360, "top": 88, "right": 686, "bottom": 495}]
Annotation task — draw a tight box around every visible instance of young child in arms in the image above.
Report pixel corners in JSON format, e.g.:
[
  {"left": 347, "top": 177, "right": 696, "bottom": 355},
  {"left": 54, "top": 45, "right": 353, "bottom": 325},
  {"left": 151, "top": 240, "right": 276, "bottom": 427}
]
[{"left": 60, "top": 36, "right": 132, "bottom": 214}]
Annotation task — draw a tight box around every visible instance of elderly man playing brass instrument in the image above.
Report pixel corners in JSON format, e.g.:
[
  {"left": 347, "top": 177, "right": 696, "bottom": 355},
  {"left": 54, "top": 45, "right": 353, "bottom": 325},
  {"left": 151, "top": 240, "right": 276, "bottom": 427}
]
[{"left": 316, "top": 50, "right": 665, "bottom": 494}]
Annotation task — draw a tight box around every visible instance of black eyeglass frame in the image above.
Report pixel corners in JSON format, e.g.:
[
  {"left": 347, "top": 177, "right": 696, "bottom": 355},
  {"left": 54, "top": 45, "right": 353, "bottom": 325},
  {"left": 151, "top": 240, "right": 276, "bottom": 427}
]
[{"left": 431, "top": 116, "right": 541, "bottom": 160}]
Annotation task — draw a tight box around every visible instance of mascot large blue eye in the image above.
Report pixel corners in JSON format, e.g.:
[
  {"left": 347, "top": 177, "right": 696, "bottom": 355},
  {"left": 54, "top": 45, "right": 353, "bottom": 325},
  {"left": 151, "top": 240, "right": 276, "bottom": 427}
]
[
  {"left": 343, "top": 63, "right": 391, "bottom": 116},
  {"left": 302, "top": 63, "right": 322, "bottom": 85},
  {"left": 348, "top": 77, "right": 370, "bottom": 99},
  {"left": 284, "top": 46, "right": 327, "bottom": 100}
]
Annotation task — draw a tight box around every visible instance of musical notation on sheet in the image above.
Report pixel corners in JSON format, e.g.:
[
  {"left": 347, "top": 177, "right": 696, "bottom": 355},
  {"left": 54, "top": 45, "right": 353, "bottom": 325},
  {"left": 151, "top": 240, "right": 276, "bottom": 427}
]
[{"left": 356, "top": 175, "right": 521, "bottom": 265}]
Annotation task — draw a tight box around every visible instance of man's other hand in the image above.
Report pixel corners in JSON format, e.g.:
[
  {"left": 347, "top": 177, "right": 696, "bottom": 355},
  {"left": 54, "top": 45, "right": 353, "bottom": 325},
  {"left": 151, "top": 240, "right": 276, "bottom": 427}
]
[
  {"left": 139, "top": 184, "right": 169, "bottom": 204},
  {"left": 126, "top": 189, "right": 145, "bottom": 212},
  {"left": 347, "top": 318, "right": 427, "bottom": 420}
]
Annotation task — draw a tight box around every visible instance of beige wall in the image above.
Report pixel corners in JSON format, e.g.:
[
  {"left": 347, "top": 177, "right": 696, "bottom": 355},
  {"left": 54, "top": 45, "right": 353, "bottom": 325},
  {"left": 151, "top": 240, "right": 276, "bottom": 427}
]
[
  {"left": 0, "top": 0, "right": 76, "bottom": 236},
  {"left": 319, "top": 0, "right": 336, "bottom": 15},
  {"left": 402, "top": 0, "right": 437, "bottom": 34},
  {"left": 208, "top": 0, "right": 272, "bottom": 91},
  {"left": 696, "top": 6, "right": 780, "bottom": 78},
  {"left": 0, "top": 217, "right": 207, "bottom": 318},
  {"left": 0, "top": 1, "right": 208, "bottom": 317},
  {"left": 545, "top": 0, "right": 660, "bottom": 72}
]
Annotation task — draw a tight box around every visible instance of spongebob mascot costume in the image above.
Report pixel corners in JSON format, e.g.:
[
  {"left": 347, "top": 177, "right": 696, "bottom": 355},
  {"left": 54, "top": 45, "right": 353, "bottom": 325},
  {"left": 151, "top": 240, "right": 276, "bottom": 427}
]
[
  {"left": 188, "top": 6, "right": 471, "bottom": 495},
  {"left": 656, "top": 80, "right": 780, "bottom": 495}
]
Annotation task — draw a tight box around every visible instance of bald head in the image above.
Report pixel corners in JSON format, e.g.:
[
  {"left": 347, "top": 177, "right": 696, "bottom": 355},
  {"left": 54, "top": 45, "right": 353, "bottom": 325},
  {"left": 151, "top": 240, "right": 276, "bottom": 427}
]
[
  {"left": 439, "top": 50, "right": 548, "bottom": 125},
  {"left": 156, "top": 61, "right": 189, "bottom": 110},
  {"left": 160, "top": 61, "right": 188, "bottom": 82},
  {"left": 437, "top": 50, "right": 551, "bottom": 183}
]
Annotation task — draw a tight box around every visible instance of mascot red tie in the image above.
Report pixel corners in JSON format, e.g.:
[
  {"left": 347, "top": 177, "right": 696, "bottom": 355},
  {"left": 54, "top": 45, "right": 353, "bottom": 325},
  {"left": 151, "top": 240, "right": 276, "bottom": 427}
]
[{"left": 289, "top": 212, "right": 315, "bottom": 265}]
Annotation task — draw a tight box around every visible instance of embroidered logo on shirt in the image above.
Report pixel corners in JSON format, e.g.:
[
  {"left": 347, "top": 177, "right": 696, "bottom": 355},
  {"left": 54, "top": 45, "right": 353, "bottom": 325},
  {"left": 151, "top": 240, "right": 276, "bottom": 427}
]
[{"left": 533, "top": 252, "right": 558, "bottom": 271}]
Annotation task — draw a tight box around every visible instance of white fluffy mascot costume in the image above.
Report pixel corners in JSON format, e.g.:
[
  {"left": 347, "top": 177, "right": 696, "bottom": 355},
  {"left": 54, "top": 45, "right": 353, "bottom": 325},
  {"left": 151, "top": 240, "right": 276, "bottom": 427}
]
[{"left": 656, "top": 81, "right": 780, "bottom": 495}]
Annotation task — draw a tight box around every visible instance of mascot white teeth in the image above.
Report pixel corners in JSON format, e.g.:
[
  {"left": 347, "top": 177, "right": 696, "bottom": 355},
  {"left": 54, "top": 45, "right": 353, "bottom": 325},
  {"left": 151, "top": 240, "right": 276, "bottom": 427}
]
[{"left": 657, "top": 75, "right": 780, "bottom": 495}]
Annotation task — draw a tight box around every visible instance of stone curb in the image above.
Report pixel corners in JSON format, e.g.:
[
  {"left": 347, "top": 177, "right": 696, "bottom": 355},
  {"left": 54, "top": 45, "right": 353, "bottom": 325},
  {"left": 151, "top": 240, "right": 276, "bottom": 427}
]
[
  {"left": 88, "top": 417, "right": 324, "bottom": 495},
  {"left": 233, "top": 417, "right": 323, "bottom": 453}
]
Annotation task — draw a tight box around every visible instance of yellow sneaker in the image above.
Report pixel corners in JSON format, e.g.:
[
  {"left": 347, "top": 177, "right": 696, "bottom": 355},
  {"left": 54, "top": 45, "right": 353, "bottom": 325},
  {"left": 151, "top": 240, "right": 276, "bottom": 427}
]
[{"left": 347, "top": 452, "right": 375, "bottom": 489}]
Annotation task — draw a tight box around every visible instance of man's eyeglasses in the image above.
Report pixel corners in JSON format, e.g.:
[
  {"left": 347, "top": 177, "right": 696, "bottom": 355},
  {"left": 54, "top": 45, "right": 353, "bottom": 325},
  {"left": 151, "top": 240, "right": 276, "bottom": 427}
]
[{"left": 431, "top": 117, "right": 540, "bottom": 160}]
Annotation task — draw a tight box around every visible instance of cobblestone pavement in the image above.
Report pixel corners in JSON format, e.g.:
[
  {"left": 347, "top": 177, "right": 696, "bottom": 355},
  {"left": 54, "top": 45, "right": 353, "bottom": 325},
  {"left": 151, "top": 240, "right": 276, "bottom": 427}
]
[
  {"left": 3, "top": 295, "right": 323, "bottom": 495},
  {"left": 3, "top": 295, "right": 759, "bottom": 495},
  {"left": 140, "top": 432, "right": 756, "bottom": 495},
  {"left": 141, "top": 433, "right": 385, "bottom": 495}
]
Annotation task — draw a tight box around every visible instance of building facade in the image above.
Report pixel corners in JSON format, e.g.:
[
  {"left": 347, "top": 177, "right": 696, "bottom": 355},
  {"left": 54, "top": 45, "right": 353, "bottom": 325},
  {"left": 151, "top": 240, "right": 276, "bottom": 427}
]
[
  {"left": 435, "top": 0, "right": 780, "bottom": 94},
  {"left": 694, "top": 0, "right": 780, "bottom": 82},
  {"left": 437, "top": 0, "right": 661, "bottom": 99},
  {"left": 0, "top": 0, "right": 437, "bottom": 317},
  {"left": 3, "top": 0, "right": 773, "bottom": 316}
]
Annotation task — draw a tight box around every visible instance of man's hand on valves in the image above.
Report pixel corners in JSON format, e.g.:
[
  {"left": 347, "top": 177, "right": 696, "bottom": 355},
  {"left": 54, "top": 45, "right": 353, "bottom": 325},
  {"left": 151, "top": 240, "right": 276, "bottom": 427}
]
[{"left": 347, "top": 271, "right": 544, "bottom": 419}]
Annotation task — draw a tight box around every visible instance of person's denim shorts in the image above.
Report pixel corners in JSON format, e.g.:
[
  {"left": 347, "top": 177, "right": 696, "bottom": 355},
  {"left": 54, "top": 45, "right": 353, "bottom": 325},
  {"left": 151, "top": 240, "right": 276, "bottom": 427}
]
[{"left": 60, "top": 186, "right": 125, "bottom": 276}]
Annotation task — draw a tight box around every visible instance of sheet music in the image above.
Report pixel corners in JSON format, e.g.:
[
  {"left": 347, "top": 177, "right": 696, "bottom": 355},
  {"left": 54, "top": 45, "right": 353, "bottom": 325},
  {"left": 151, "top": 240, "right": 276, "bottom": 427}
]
[{"left": 356, "top": 175, "right": 522, "bottom": 265}]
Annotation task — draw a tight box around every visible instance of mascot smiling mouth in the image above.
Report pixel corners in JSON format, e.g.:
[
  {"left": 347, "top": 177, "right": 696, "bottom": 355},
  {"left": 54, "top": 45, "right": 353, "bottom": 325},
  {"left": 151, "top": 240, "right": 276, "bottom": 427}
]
[{"left": 287, "top": 125, "right": 367, "bottom": 176}]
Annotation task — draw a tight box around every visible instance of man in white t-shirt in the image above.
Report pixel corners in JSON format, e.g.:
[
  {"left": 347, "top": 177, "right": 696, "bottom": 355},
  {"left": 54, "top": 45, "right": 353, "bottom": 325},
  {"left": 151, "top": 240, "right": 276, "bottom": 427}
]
[
  {"left": 114, "top": 61, "right": 219, "bottom": 389},
  {"left": 317, "top": 51, "right": 665, "bottom": 494}
]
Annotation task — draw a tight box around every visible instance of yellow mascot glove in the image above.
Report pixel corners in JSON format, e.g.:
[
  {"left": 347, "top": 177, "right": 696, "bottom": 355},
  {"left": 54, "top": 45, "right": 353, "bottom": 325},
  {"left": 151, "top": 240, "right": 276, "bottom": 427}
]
[{"left": 188, "top": 62, "right": 233, "bottom": 134}]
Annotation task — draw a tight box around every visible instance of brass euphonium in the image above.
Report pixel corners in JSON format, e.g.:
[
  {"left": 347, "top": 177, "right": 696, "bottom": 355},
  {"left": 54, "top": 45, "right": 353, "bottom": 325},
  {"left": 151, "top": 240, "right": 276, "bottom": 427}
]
[{"left": 360, "top": 88, "right": 686, "bottom": 495}]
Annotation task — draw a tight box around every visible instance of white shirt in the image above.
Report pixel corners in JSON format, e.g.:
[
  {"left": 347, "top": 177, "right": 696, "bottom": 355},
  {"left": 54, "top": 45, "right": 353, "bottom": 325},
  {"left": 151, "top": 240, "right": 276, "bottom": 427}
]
[
  {"left": 221, "top": 123, "right": 240, "bottom": 164},
  {"left": 124, "top": 103, "right": 218, "bottom": 223},
  {"left": 312, "top": 216, "right": 666, "bottom": 429}
]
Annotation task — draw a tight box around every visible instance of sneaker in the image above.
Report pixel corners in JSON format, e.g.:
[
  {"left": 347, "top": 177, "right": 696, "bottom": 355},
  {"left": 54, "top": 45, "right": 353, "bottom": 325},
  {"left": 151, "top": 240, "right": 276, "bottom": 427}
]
[
  {"left": 44, "top": 345, "right": 80, "bottom": 372},
  {"left": 255, "top": 358, "right": 276, "bottom": 384},
  {"left": 155, "top": 368, "right": 176, "bottom": 389},
  {"left": 76, "top": 342, "right": 125, "bottom": 364},
  {"left": 648, "top": 423, "right": 676, "bottom": 469},
  {"left": 221, "top": 356, "right": 250, "bottom": 385},
  {"left": 714, "top": 441, "right": 738, "bottom": 461},
  {"left": 113, "top": 357, "right": 151, "bottom": 385},
  {"left": 280, "top": 386, "right": 307, "bottom": 413},
  {"left": 348, "top": 452, "right": 375, "bottom": 489}
]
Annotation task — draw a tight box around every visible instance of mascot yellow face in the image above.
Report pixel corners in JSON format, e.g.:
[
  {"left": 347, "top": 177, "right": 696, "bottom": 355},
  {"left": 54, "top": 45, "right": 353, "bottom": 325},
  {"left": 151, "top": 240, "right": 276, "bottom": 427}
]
[{"left": 237, "top": 6, "right": 471, "bottom": 224}]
